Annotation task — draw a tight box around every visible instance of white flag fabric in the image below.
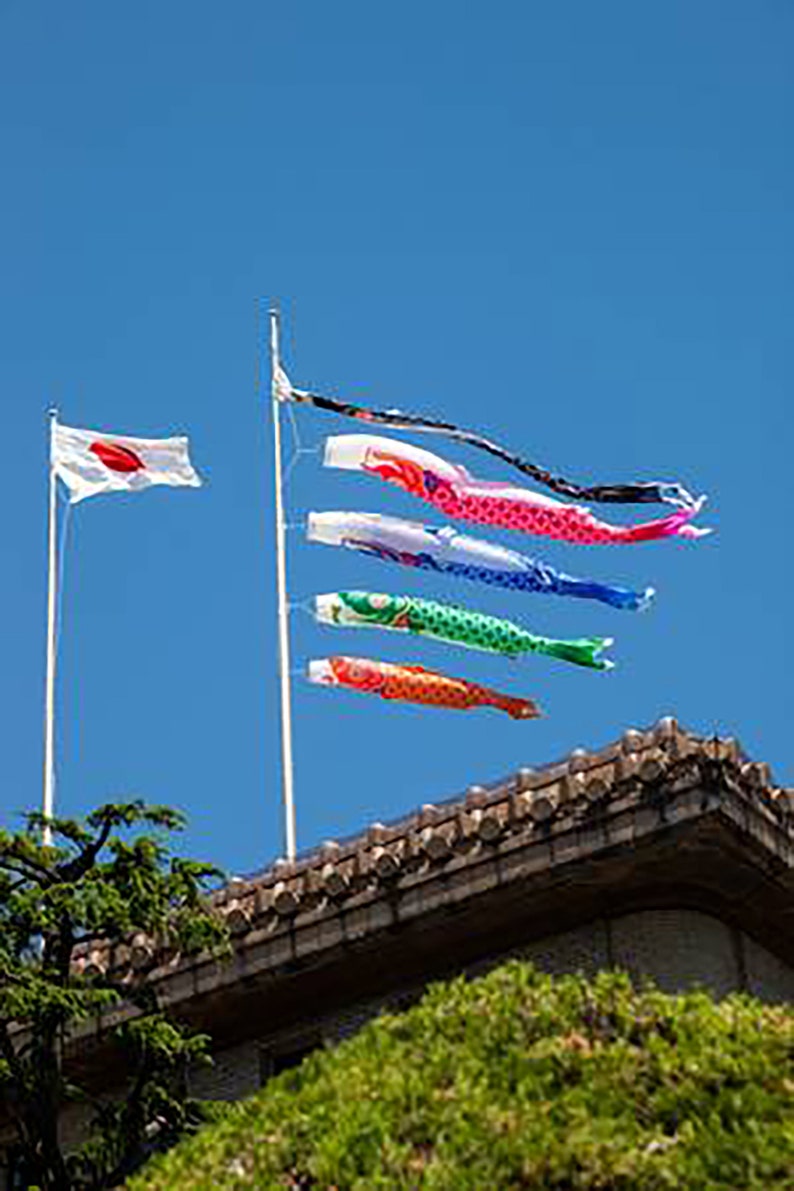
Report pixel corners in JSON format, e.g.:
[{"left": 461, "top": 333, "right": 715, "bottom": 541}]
[
  {"left": 52, "top": 423, "right": 203, "bottom": 504},
  {"left": 273, "top": 364, "right": 294, "bottom": 402}
]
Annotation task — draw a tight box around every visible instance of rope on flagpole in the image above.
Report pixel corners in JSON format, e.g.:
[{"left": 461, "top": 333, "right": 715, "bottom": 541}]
[
  {"left": 269, "top": 306, "right": 298, "bottom": 861},
  {"left": 54, "top": 495, "right": 72, "bottom": 657},
  {"left": 281, "top": 396, "right": 320, "bottom": 487},
  {"left": 43, "top": 408, "right": 59, "bottom": 846}
]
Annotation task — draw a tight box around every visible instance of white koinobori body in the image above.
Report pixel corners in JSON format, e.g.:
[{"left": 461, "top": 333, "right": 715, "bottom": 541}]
[
  {"left": 323, "top": 433, "right": 572, "bottom": 509},
  {"left": 308, "top": 511, "right": 530, "bottom": 572},
  {"left": 306, "top": 510, "right": 656, "bottom": 612}
]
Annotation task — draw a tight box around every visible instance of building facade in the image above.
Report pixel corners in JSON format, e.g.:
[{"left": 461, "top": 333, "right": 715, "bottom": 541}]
[{"left": 1, "top": 718, "right": 793, "bottom": 1183}]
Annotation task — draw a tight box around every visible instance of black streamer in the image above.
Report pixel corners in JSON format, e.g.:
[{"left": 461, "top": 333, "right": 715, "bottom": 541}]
[{"left": 287, "top": 387, "right": 696, "bottom": 509}]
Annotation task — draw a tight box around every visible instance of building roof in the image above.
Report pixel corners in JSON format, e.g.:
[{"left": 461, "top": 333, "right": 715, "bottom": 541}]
[
  {"left": 69, "top": 717, "right": 793, "bottom": 1042},
  {"left": 228, "top": 715, "right": 792, "bottom": 907}
]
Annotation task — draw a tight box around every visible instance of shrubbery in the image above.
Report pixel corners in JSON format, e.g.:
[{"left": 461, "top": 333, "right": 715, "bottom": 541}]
[{"left": 133, "top": 961, "right": 794, "bottom": 1190}]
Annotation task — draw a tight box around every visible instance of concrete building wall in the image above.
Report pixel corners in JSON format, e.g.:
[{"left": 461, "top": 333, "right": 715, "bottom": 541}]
[
  {"left": 521, "top": 911, "right": 794, "bottom": 1002},
  {"left": 193, "top": 909, "right": 794, "bottom": 1108},
  {"left": 609, "top": 909, "right": 740, "bottom": 997},
  {"left": 743, "top": 933, "right": 794, "bottom": 1003},
  {"left": 520, "top": 919, "right": 611, "bottom": 980},
  {"left": 191, "top": 1039, "right": 264, "bottom": 1103}
]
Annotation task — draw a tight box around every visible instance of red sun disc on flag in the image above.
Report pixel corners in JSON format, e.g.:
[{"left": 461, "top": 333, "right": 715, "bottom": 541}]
[{"left": 90, "top": 441, "right": 146, "bottom": 473}]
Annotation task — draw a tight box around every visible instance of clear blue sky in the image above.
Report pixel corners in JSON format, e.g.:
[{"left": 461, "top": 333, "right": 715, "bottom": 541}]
[{"left": 1, "top": 2, "right": 791, "bottom": 874}]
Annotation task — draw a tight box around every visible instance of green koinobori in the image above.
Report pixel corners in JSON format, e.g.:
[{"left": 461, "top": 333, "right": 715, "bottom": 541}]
[{"left": 314, "top": 591, "right": 614, "bottom": 670}]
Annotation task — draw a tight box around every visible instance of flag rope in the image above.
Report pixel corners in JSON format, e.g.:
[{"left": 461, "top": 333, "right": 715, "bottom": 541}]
[{"left": 53, "top": 492, "right": 72, "bottom": 658}]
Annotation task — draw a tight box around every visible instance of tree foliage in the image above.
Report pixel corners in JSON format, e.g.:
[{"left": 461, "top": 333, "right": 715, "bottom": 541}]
[
  {"left": 0, "top": 802, "right": 227, "bottom": 1190},
  {"left": 133, "top": 961, "right": 794, "bottom": 1191}
]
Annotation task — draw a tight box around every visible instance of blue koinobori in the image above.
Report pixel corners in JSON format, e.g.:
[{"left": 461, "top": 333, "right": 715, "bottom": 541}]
[{"left": 307, "top": 512, "right": 654, "bottom": 612}]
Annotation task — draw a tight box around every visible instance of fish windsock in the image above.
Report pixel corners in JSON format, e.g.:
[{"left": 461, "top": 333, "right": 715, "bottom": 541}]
[
  {"left": 323, "top": 435, "right": 710, "bottom": 546},
  {"left": 315, "top": 591, "right": 614, "bottom": 671},
  {"left": 307, "top": 512, "right": 654, "bottom": 611},
  {"left": 307, "top": 656, "right": 541, "bottom": 720}
]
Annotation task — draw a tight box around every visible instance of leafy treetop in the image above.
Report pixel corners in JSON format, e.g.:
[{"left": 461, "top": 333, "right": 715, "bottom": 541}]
[{"left": 0, "top": 801, "right": 227, "bottom": 1191}]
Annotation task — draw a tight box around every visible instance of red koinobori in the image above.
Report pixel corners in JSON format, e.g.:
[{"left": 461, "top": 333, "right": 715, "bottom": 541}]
[{"left": 323, "top": 434, "right": 710, "bottom": 546}]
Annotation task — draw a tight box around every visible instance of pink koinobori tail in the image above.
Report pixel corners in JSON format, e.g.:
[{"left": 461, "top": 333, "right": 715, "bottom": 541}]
[{"left": 324, "top": 434, "right": 711, "bottom": 546}]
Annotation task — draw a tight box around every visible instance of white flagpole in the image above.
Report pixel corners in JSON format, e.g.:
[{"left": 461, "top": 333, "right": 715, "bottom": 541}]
[
  {"left": 269, "top": 307, "right": 297, "bottom": 861},
  {"left": 43, "top": 408, "right": 59, "bottom": 846}
]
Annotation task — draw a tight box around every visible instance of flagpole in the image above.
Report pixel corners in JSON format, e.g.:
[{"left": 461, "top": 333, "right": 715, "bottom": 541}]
[
  {"left": 269, "top": 307, "right": 297, "bottom": 861},
  {"left": 43, "top": 408, "right": 59, "bottom": 846}
]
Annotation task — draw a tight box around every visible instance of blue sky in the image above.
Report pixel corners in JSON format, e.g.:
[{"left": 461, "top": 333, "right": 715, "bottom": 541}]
[{"left": 0, "top": 2, "right": 791, "bottom": 875}]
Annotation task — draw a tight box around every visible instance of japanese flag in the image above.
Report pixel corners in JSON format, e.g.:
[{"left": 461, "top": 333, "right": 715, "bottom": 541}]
[{"left": 52, "top": 422, "right": 203, "bottom": 504}]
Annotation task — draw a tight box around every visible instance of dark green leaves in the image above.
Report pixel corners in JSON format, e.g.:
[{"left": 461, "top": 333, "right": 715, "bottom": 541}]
[{"left": 0, "top": 800, "right": 227, "bottom": 1190}]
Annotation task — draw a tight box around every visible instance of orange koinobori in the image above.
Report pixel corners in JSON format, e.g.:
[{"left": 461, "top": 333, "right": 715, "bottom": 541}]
[{"left": 308, "top": 656, "right": 541, "bottom": 720}]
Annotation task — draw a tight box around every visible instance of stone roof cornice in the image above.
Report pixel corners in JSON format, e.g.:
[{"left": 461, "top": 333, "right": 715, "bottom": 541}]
[{"left": 70, "top": 718, "right": 793, "bottom": 992}]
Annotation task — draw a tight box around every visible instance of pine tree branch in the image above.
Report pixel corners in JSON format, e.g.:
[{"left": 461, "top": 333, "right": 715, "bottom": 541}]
[
  {"left": 0, "top": 856, "right": 52, "bottom": 886},
  {"left": 57, "top": 816, "right": 115, "bottom": 884}
]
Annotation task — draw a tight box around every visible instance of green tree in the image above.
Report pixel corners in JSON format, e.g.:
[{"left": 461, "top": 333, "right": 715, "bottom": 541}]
[{"left": 0, "top": 802, "right": 227, "bottom": 1191}]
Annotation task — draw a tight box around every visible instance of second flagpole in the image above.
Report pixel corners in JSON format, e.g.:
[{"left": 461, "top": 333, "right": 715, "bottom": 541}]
[
  {"left": 43, "top": 408, "right": 59, "bottom": 847},
  {"left": 269, "top": 306, "right": 297, "bottom": 861}
]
